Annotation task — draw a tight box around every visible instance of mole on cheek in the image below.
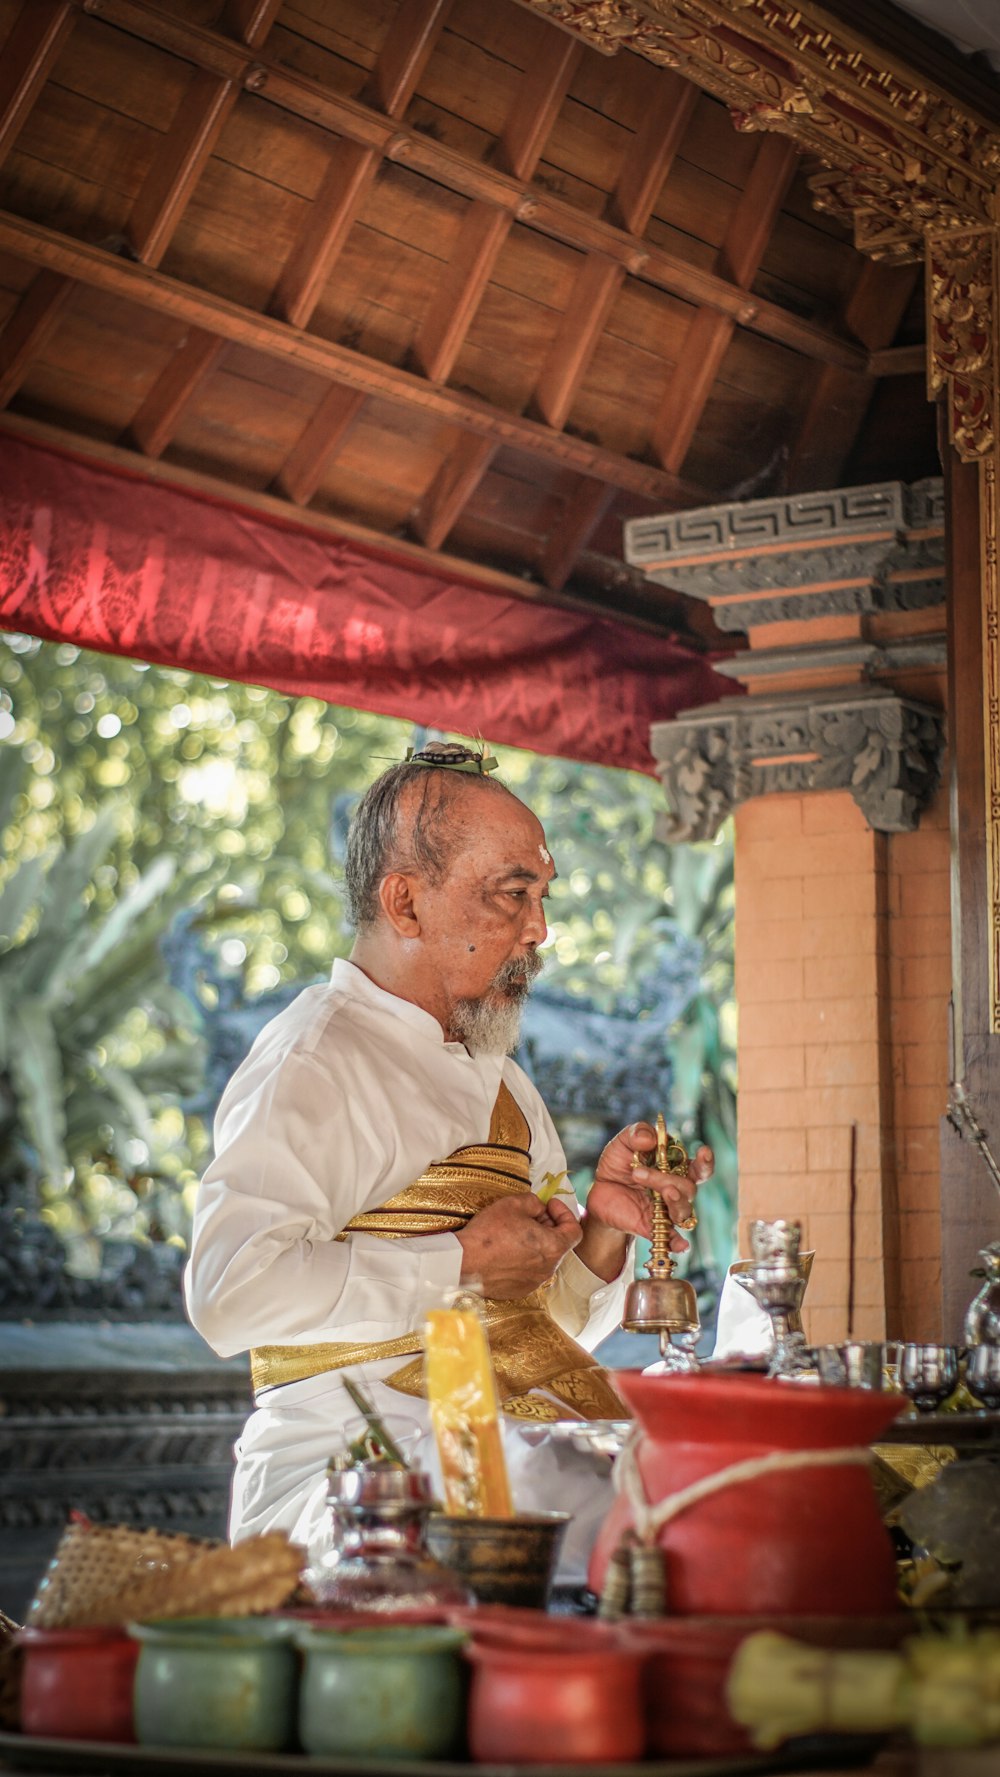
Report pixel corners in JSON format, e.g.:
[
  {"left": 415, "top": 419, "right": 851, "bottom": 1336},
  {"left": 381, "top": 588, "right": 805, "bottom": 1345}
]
[{"left": 468, "top": 944, "right": 476, "bottom": 952}]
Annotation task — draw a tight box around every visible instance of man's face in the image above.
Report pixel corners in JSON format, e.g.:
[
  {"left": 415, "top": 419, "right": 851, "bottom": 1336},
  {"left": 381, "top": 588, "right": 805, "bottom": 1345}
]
[{"left": 412, "top": 788, "right": 554, "bottom": 1039}]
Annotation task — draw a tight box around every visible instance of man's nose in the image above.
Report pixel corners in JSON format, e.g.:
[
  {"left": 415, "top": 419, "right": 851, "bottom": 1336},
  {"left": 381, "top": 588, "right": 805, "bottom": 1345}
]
[{"left": 522, "top": 898, "right": 548, "bottom": 945}]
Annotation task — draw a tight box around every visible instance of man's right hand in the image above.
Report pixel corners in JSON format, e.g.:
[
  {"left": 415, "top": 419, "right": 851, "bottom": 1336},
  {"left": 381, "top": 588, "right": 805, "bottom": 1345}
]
[{"left": 456, "top": 1194, "right": 582, "bottom": 1298}]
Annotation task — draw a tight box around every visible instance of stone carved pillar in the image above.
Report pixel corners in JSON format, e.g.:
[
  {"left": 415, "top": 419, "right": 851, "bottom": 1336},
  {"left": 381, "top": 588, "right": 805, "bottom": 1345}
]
[
  {"left": 627, "top": 478, "right": 950, "bottom": 1342},
  {"left": 624, "top": 480, "right": 947, "bottom": 842}
]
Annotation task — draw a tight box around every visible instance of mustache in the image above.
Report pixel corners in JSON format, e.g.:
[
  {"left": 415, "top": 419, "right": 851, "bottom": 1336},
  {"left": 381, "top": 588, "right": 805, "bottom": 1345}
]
[{"left": 491, "top": 953, "right": 543, "bottom": 999}]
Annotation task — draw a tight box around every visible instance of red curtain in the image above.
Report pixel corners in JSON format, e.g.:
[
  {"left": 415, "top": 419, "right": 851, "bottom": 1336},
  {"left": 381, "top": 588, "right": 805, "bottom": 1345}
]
[{"left": 0, "top": 434, "right": 732, "bottom": 773}]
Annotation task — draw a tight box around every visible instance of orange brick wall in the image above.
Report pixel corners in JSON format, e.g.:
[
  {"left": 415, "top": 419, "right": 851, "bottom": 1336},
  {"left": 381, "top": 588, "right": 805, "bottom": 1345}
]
[{"left": 733, "top": 778, "right": 950, "bottom": 1344}]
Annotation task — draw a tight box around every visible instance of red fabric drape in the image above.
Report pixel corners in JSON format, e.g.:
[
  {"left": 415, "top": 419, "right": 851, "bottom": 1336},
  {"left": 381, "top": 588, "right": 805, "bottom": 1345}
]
[{"left": 0, "top": 435, "right": 732, "bottom": 772}]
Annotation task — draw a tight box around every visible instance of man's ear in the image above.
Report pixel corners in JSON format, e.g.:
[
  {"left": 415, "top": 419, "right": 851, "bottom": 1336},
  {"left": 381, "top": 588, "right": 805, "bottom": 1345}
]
[{"left": 378, "top": 871, "right": 421, "bottom": 938}]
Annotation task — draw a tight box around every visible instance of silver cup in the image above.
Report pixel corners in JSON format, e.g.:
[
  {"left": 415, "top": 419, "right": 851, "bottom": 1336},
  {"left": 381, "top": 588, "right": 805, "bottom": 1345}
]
[
  {"left": 966, "top": 1343, "right": 1000, "bottom": 1411},
  {"left": 899, "top": 1342, "right": 958, "bottom": 1413},
  {"left": 816, "top": 1341, "right": 883, "bottom": 1390}
]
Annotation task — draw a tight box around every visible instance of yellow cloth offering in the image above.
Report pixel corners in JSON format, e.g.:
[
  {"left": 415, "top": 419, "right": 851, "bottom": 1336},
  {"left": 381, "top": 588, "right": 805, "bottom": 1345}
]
[{"left": 425, "top": 1302, "right": 513, "bottom": 1517}]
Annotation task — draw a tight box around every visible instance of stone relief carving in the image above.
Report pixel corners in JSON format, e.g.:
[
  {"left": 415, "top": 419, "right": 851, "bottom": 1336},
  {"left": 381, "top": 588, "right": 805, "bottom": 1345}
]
[
  {"left": 650, "top": 692, "right": 944, "bottom": 842},
  {"left": 625, "top": 478, "right": 945, "bottom": 629}
]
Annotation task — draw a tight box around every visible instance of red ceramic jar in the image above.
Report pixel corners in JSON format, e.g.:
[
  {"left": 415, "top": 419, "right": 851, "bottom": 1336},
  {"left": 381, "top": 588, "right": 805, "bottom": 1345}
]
[
  {"left": 18, "top": 1626, "right": 138, "bottom": 1741},
  {"left": 465, "top": 1636, "right": 645, "bottom": 1764},
  {"left": 589, "top": 1371, "right": 902, "bottom": 1617},
  {"left": 618, "top": 1617, "right": 756, "bottom": 1756}
]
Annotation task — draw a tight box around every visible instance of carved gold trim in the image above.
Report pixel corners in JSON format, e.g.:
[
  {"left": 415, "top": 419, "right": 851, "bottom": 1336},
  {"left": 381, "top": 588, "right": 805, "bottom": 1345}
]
[
  {"left": 983, "top": 450, "right": 1000, "bottom": 1032},
  {"left": 518, "top": 0, "right": 1000, "bottom": 252}
]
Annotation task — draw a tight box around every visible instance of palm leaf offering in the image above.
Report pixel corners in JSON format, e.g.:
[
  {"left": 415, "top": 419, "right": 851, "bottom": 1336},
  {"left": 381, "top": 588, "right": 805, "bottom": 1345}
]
[{"left": 339, "top": 1377, "right": 409, "bottom": 1468}]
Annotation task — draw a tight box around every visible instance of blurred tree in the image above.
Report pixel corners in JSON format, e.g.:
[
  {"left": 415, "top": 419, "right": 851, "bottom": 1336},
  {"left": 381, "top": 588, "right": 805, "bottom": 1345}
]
[{"left": 0, "top": 633, "right": 736, "bottom": 1282}]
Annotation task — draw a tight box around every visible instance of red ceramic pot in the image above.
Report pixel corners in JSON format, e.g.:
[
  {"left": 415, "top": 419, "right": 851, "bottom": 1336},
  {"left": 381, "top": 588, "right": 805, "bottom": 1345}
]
[
  {"left": 18, "top": 1626, "right": 138, "bottom": 1741},
  {"left": 618, "top": 1612, "right": 910, "bottom": 1758},
  {"left": 452, "top": 1605, "right": 618, "bottom": 1654},
  {"left": 465, "top": 1637, "right": 645, "bottom": 1764},
  {"left": 589, "top": 1372, "right": 902, "bottom": 1617},
  {"left": 617, "top": 1617, "right": 756, "bottom": 1756}
]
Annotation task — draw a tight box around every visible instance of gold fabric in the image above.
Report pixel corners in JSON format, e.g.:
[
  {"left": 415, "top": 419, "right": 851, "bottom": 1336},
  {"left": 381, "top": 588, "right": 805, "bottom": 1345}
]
[{"left": 251, "top": 1080, "right": 627, "bottom": 1420}]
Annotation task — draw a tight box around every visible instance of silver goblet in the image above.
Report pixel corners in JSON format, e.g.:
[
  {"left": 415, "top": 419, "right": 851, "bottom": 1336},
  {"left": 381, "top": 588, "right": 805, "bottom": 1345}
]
[
  {"left": 966, "top": 1343, "right": 1000, "bottom": 1411},
  {"left": 744, "top": 1218, "right": 812, "bottom": 1379},
  {"left": 816, "top": 1341, "right": 883, "bottom": 1390},
  {"left": 899, "top": 1343, "right": 958, "bottom": 1414}
]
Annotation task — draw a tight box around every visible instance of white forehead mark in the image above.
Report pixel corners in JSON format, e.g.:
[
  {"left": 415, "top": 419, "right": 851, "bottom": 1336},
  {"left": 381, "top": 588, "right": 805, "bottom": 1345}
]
[{"left": 539, "top": 844, "right": 551, "bottom": 866}]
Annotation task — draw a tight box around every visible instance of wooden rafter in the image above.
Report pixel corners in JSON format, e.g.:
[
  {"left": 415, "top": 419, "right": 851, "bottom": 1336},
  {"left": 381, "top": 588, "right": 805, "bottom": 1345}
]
[
  {"left": 495, "top": 24, "right": 582, "bottom": 182},
  {"left": 268, "top": 140, "right": 380, "bottom": 330},
  {"left": 271, "top": 385, "right": 366, "bottom": 506},
  {"left": 0, "top": 0, "right": 74, "bottom": 169},
  {"left": 128, "top": 69, "right": 241, "bottom": 268},
  {"left": 363, "top": 0, "right": 454, "bottom": 119},
  {"left": 223, "top": 0, "right": 283, "bottom": 49},
  {"left": 126, "top": 329, "right": 228, "bottom": 459},
  {"left": 532, "top": 71, "right": 697, "bottom": 435},
  {"left": 0, "top": 271, "right": 74, "bottom": 410},
  {"left": 543, "top": 479, "right": 615, "bottom": 594},
  {"left": 58, "top": 0, "right": 869, "bottom": 376},
  {"left": 0, "top": 210, "right": 704, "bottom": 504},
  {"left": 411, "top": 203, "right": 510, "bottom": 385},
  {"left": 786, "top": 257, "right": 920, "bottom": 491},
  {"left": 649, "top": 133, "right": 798, "bottom": 473},
  {"left": 268, "top": 0, "right": 454, "bottom": 392},
  {"left": 411, "top": 435, "right": 497, "bottom": 551}
]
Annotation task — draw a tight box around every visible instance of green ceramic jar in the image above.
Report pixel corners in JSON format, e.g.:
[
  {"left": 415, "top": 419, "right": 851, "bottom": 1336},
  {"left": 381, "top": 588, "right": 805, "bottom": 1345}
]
[
  {"left": 129, "top": 1617, "right": 298, "bottom": 1752},
  {"left": 295, "top": 1624, "right": 467, "bottom": 1759}
]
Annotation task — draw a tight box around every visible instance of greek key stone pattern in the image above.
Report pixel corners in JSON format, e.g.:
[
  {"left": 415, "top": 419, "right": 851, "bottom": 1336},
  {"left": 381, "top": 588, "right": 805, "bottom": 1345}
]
[
  {"left": 649, "top": 690, "right": 945, "bottom": 843},
  {"left": 624, "top": 479, "right": 945, "bottom": 631}
]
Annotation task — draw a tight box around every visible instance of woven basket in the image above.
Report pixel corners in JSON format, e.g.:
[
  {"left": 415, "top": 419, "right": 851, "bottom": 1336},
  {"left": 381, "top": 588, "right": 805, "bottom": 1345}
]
[{"left": 27, "top": 1519, "right": 303, "bottom": 1629}]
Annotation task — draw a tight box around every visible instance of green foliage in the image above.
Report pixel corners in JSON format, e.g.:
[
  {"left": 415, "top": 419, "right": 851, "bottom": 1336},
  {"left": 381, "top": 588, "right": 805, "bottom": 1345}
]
[
  {"left": 0, "top": 742, "right": 207, "bottom": 1269},
  {"left": 1, "top": 632, "right": 737, "bottom": 1276}
]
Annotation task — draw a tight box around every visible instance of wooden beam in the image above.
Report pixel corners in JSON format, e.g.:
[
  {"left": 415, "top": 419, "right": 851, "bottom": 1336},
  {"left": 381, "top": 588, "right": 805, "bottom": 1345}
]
[
  {"left": 411, "top": 202, "right": 510, "bottom": 384},
  {"left": 543, "top": 477, "right": 614, "bottom": 593},
  {"left": 364, "top": 0, "right": 454, "bottom": 119},
  {"left": 0, "top": 270, "right": 73, "bottom": 408},
  {"left": 66, "top": 0, "right": 869, "bottom": 375},
  {"left": 786, "top": 259, "right": 919, "bottom": 491},
  {"left": 715, "top": 134, "right": 798, "bottom": 290},
  {"left": 0, "top": 209, "right": 705, "bottom": 502},
  {"left": 126, "top": 328, "right": 227, "bottom": 458},
  {"left": 128, "top": 69, "right": 239, "bottom": 267},
  {"left": 223, "top": 0, "right": 283, "bottom": 49},
  {"left": 0, "top": 0, "right": 74, "bottom": 170},
  {"left": 268, "top": 141, "right": 380, "bottom": 329},
  {"left": 606, "top": 74, "right": 698, "bottom": 237},
  {"left": 532, "top": 257, "right": 623, "bottom": 432},
  {"left": 496, "top": 27, "right": 582, "bottom": 182},
  {"left": 649, "top": 134, "right": 798, "bottom": 473},
  {"left": 271, "top": 384, "right": 366, "bottom": 505},
  {"left": 0, "top": 408, "right": 685, "bottom": 636},
  {"left": 649, "top": 308, "right": 734, "bottom": 473},
  {"left": 412, "top": 435, "right": 497, "bottom": 550},
  {"left": 867, "top": 343, "right": 926, "bottom": 378}
]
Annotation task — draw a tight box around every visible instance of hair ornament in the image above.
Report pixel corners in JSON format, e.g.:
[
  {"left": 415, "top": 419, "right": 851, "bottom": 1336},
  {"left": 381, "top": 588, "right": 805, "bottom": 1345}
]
[{"left": 404, "top": 741, "right": 499, "bottom": 776}]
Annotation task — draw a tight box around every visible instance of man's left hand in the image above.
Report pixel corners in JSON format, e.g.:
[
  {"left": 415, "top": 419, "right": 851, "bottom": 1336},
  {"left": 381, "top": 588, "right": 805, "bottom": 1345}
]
[{"left": 586, "top": 1121, "right": 714, "bottom": 1250}]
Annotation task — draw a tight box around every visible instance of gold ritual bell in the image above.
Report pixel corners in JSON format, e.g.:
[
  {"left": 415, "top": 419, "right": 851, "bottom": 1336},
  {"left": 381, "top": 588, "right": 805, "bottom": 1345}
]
[{"left": 621, "top": 1114, "right": 699, "bottom": 1354}]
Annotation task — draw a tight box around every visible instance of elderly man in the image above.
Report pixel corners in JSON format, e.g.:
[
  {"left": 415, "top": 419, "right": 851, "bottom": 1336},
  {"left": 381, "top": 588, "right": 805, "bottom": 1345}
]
[{"left": 185, "top": 742, "right": 711, "bottom": 1564}]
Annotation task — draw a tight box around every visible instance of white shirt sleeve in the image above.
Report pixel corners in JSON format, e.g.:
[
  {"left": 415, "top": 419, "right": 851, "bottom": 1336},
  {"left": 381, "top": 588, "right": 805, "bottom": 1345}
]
[{"left": 184, "top": 1041, "right": 462, "bottom": 1358}]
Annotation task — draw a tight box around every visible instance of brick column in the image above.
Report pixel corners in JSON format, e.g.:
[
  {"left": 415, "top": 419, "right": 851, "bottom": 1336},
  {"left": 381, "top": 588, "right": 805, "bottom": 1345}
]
[{"left": 629, "top": 482, "right": 949, "bottom": 1341}]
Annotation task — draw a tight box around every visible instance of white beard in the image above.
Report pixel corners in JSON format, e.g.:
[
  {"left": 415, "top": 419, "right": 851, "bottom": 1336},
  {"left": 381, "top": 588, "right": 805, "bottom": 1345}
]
[{"left": 450, "top": 954, "right": 542, "bottom": 1056}]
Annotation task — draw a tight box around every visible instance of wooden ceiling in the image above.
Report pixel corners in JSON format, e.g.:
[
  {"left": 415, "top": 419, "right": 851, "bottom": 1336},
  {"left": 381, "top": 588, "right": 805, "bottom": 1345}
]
[{"left": 0, "top": 0, "right": 938, "bottom": 642}]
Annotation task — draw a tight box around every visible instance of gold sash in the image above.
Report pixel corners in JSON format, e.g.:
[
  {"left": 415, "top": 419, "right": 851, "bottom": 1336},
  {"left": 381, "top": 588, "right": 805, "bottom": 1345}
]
[{"left": 250, "top": 1082, "right": 627, "bottom": 1421}]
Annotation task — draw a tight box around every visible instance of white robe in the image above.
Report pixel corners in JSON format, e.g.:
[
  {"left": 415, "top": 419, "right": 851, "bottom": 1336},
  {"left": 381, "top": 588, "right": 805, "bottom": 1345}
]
[{"left": 184, "top": 959, "right": 630, "bottom": 1578}]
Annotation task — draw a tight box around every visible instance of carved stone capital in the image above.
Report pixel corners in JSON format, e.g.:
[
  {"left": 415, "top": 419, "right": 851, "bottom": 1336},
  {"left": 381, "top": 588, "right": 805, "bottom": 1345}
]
[
  {"left": 625, "top": 478, "right": 944, "bottom": 632},
  {"left": 650, "top": 687, "right": 944, "bottom": 841}
]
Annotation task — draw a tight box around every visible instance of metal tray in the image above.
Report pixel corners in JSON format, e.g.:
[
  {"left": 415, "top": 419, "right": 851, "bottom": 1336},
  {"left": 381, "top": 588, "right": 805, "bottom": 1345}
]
[{"left": 0, "top": 1730, "right": 881, "bottom": 1777}]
